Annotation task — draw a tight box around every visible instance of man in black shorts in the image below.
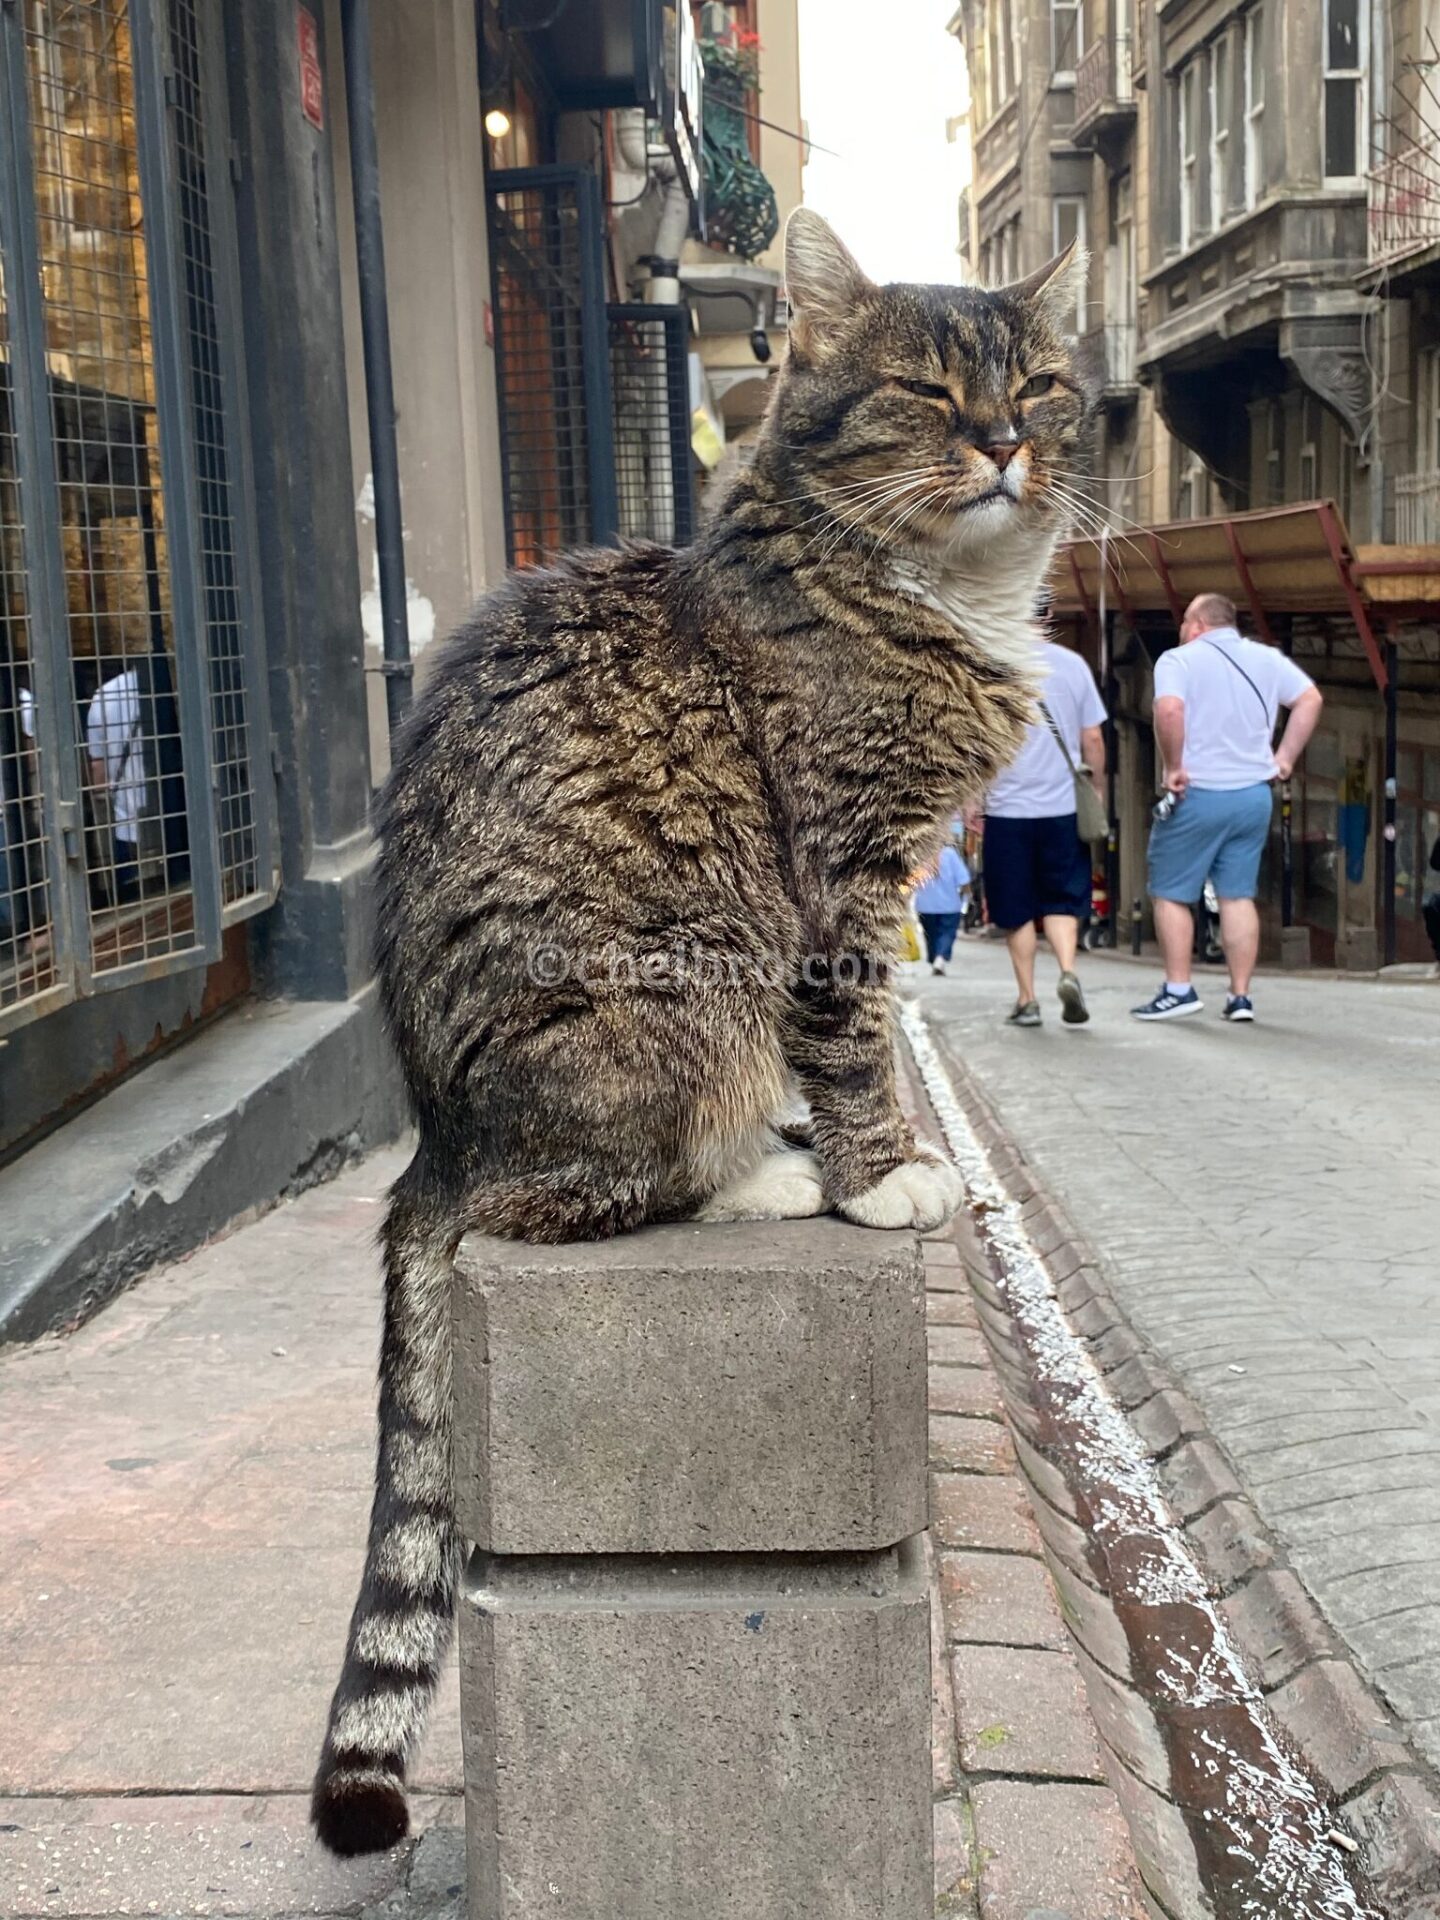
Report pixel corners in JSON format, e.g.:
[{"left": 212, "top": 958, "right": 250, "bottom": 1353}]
[{"left": 980, "top": 635, "right": 1107, "bottom": 1027}]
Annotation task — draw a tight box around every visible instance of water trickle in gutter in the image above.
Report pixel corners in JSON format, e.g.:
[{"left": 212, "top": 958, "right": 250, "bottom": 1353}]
[{"left": 901, "top": 1000, "right": 1383, "bottom": 1920}]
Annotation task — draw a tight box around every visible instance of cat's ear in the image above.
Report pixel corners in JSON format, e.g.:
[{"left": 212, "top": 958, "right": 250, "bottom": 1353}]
[
  {"left": 1007, "top": 240, "right": 1089, "bottom": 329},
  {"left": 784, "top": 209, "right": 875, "bottom": 359}
]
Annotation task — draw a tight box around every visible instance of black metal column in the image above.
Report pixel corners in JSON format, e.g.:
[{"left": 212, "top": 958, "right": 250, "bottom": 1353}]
[
  {"left": 1384, "top": 638, "right": 1399, "bottom": 969},
  {"left": 339, "top": 0, "right": 411, "bottom": 735}
]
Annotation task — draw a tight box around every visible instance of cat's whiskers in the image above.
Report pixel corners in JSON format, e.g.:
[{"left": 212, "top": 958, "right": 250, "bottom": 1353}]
[
  {"left": 759, "top": 465, "right": 944, "bottom": 509},
  {"left": 1043, "top": 476, "right": 1156, "bottom": 541},
  {"left": 791, "top": 474, "right": 940, "bottom": 563},
  {"left": 1044, "top": 476, "right": 1152, "bottom": 552}
]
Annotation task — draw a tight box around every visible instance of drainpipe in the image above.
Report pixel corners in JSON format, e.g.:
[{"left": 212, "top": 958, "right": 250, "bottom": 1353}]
[
  {"left": 339, "top": 0, "right": 411, "bottom": 735},
  {"left": 648, "top": 167, "right": 691, "bottom": 305}
]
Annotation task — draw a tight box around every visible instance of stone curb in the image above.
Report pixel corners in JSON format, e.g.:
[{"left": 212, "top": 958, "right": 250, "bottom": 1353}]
[
  {"left": 923, "top": 1030, "right": 1440, "bottom": 1920},
  {"left": 899, "top": 1046, "right": 1155, "bottom": 1920},
  {"left": 0, "top": 986, "right": 406, "bottom": 1344}
]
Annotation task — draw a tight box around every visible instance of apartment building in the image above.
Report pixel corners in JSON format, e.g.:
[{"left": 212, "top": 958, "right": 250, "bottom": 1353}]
[{"left": 953, "top": 0, "right": 1440, "bottom": 970}]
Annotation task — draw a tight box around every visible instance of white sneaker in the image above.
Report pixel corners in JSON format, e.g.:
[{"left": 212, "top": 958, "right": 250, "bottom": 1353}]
[{"left": 932, "top": 959, "right": 946, "bottom": 976}]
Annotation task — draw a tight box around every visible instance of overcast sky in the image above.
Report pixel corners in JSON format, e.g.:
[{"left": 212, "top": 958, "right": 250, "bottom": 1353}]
[{"left": 796, "top": 0, "right": 971, "bottom": 287}]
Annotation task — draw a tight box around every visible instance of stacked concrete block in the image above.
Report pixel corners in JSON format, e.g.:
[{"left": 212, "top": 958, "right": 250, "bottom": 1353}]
[{"left": 453, "top": 1220, "right": 932, "bottom": 1919}]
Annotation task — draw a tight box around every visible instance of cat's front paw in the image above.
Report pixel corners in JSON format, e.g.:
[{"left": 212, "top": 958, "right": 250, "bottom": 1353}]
[{"left": 837, "top": 1147, "right": 963, "bottom": 1231}]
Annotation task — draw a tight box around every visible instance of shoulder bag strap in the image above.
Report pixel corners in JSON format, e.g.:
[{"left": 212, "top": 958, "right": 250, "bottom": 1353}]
[
  {"left": 1037, "top": 699, "right": 1080, "bottom": 776},
  {"left": 1196, "top": 638, "right": 1271, "bottom": 727}
]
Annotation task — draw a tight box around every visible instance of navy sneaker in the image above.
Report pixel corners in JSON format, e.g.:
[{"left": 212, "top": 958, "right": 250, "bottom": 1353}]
[
  {"left": 1223, "top": 994, "right": 1255, "bottom": 1022},
  {"left": 1131, "top": 985, "right": 1203, "bottom": 1021}
]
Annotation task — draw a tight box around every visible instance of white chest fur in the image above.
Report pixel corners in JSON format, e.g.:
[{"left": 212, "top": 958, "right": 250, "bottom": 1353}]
[{"left": 887, "top": 545, "right": 1053, "bottom": 678}]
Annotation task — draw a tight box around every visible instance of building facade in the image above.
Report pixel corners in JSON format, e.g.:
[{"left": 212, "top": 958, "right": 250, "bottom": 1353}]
[
  {"left": 0, "top": 0, "right": 800, "bottom": 1332},
  {"left": 952, "top": 0, "right": 1440, "bottom": 969}
]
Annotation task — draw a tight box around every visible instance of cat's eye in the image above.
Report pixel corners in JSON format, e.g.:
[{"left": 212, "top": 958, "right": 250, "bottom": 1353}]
[
  {"left": 1018, "top": 372, "right": 1058, "bottom": 400},
  {"left": 896, "top": 378, "right": 954, "bottom": 403}
]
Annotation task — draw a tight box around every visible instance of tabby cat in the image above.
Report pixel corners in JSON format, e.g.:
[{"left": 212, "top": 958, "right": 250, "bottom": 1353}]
[{"left": 312, "top": 210, "right": 1094, "bottom": 1855}]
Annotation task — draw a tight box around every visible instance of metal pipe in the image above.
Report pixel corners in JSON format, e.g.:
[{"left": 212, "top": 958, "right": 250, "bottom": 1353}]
[
  {"left": 339, "top": 0, "right": 411, "bottom": 735},
  {"left": 1279, "top": 618, "right": 1294, "bottom": 929},
  {"left": 1384, "top": 638, "right": 1399, "bottom": 968}
]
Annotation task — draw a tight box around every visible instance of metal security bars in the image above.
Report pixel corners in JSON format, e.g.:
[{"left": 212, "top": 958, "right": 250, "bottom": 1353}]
[
  {"left": 608, "top": 304, "right": 694, "bottom": 546},
  {"left": 0, "top": 0, "right": 270, "bottom": 1035},
  {"left": 486, "top": 167, "right": 617, "bottom": 564},
  {"left": 165, "top": 0, "right": 268, "bottom": 908}
]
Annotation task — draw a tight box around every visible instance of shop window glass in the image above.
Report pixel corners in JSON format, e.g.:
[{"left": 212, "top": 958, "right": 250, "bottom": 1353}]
[{"left": 25, "top": 0, "right": 196, "bottom": 972}]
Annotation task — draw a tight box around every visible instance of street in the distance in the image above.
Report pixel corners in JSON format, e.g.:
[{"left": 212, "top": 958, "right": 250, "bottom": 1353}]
[{"left": 917, "top": 940, "right": 1440, "bottom": 1768}]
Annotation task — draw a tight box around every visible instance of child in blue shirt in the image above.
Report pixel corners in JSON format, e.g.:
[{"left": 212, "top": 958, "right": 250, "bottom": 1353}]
[{"left": 913, "top": 845, "right": 971, "bottom": 975}]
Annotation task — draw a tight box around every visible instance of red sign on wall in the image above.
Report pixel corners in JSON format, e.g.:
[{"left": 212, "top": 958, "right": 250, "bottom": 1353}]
[{"left": 298, "top": 8, "right": 324, "bottom": 131}]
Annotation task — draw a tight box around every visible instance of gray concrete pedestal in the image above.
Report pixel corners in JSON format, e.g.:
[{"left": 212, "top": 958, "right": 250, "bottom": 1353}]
[{"left": 453, "top": 1220, "right": 932, "bottom": 1919}]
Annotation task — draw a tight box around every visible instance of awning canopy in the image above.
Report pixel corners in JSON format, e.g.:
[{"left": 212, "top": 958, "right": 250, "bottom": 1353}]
[{"left": 1046, "top": 500, "right": 1425, "bottom": 693}]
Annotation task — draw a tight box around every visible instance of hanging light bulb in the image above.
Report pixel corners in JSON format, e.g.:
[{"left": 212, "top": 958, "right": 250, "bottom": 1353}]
[{"left": 484, "top": 107, "right": 512, "bottom": 139}]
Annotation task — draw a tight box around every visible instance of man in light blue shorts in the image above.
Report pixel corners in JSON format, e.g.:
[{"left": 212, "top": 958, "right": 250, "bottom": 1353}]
[{"left": 1133, "top": 593, "right": 1323, "bottom": 1024}]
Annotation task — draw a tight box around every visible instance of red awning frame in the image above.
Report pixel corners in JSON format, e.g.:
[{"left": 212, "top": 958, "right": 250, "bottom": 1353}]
[{"left": 1052, "top": 501, "right": 1391, "bottom": 693}]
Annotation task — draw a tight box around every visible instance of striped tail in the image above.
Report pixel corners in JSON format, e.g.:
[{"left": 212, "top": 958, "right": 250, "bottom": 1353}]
[{"left": 312, "top": 1163, "right": 461, "bottom": 1856}]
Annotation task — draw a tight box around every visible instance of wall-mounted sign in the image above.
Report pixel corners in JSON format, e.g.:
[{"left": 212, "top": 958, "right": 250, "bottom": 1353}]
[{"left": 298, "top": 8, "right": 324, "bottom": 131}]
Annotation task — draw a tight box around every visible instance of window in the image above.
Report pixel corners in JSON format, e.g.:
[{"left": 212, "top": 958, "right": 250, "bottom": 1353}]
[
  {"left": 1179, "top": 60, "right": 1205, "bottom": 249},
  {"left": 1244, "top": 8, "right": 1265, "bottom": 210},
  {"left": 998, "top": 216, "right": 1021, "bottom": 285},
  {"left": 1298, "top": 397, "right": 1320, "bottom": 501},
  {"left": 986, "top": 0, "right": 1016, "bottom": 115},
  {"left": 1210, "top": 35, "right": 1232, "bottom": 222},
  {"left": 1265, "top": 400, "right": 1285, "bottom": 504},
  {"left": 1051, "top": 0, "right": 1082, "bottom": 80},
  {"left": 1418, "top": 346, "right": 1440, "bottom": 471},
  {"left": 0, "top": 0, "right": 271, "bottom": 1033},
  {"left": 1338, "top": 436, "right": 1359, "bottom": 529},
  {"left": 970, "top": 30, "right": 989, "bottom": 129},
  {"left": 1176, "top": 448, "right": 1208, "bottom": 519},
  {"left": 1052, "top": 197, "right": 1088, "bottom": 332},
  {"left": 1324, "top": 0, "right": 1364, "bottom": 181}
]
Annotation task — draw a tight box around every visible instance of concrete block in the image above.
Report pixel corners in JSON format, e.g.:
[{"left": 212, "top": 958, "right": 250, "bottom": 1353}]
[
  {"left": 458, "top": 1542, "right": 931, "bottom": 1920},
  {"left": 452, "top": 1221, "right": 925, "bottom": 1554},
  {"left": 1336, "top": 926, "right": 1380, "bottom": 971},
  {"left": 1280, "top": 925, "right": 1312, "bottom": 969}
]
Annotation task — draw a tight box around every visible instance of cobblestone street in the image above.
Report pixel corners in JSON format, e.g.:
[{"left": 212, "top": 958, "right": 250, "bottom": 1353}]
[{"left": 917, "top": 943, "right": 1440, "bottom": 1769}]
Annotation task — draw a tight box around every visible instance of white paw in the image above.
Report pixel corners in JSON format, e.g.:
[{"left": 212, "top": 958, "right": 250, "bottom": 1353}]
[
  {"left": 838, "top": 1148, "right": 964, "bottom": 1231},
  {"left": 697, "top": 1149, "right": 830, "bottom": 1223}
]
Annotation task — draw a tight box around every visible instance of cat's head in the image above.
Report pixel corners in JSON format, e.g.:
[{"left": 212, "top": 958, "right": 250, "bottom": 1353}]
[{"left": 763, "top": 209, "right": 1095, "bottom": 558}]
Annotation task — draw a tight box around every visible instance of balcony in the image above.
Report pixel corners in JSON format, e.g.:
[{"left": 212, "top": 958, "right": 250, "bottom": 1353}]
[
  {"left": 1072, "top": 33, "right": 1135, "bottom": 149},
  {"left": 1083, "top": 319, "right": 1139, "bottom": 402},
  {"left": 1393, "top": 468, "right": 1440, "bottom": 544},
  {"left": 1367, "top": 139, "right": 1440, "bottom": 274}
]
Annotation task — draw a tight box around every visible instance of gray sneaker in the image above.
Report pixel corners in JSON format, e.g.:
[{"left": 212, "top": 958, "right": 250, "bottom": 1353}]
[
  {"left": 1057, "top": 970, "right": 1090, "bottom": 1025},
  {"left": 1006, "top": 999, "right": 1042, "bottom": 1027}
]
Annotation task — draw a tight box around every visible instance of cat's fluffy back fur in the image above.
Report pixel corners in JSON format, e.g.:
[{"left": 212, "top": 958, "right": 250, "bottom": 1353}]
[{"left": 375, "top": 540, "right": 795, "bottom": 1191}]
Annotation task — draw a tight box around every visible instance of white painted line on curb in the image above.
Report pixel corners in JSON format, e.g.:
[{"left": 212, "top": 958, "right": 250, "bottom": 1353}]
[{"left": 900, "top": 999, "right": 1379, "bottom": 1920}]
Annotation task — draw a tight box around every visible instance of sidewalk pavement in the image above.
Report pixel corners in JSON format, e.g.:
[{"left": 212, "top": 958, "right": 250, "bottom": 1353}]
[
  {"left": 915, "top": 940, "right": 1440, "bottom": 1776},
  {"left": 1, "top": 1128, "right": 1152, "bottom": 1917},
  {"left": 0, "top": 1146, "right": 464, "bottom": 1919}
]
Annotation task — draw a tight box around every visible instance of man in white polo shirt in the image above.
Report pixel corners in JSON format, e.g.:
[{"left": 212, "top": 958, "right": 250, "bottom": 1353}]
[{"left": 1133, "top": 592, "right": 1323, "bottom": 1024}]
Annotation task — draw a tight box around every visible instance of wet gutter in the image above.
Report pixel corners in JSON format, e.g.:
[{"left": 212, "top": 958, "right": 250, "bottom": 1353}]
[{"left": 901, "top": 1002, "right": 1384, "bottom": 1920}]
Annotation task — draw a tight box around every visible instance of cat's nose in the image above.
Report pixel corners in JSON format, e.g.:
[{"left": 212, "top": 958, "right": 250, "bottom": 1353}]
[{"left": 983, "top": 439, "right": 1020, "bottom": 471}]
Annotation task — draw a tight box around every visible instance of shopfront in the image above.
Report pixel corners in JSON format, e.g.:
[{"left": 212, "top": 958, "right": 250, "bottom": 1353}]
[{"left": 0, "top": 0, "right": 271, "bottom": 1045}]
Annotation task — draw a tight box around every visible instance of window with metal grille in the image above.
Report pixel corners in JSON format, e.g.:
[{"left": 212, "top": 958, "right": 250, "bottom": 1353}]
[
  {"left": 485, "top": 166, "right": 617, "bottom": 565},
  {"left": 608, "top": 305, "right": 694, "bottom": 547},
  {"left": 0, "top": 0, "right": 271, "bottom": 1034}
]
